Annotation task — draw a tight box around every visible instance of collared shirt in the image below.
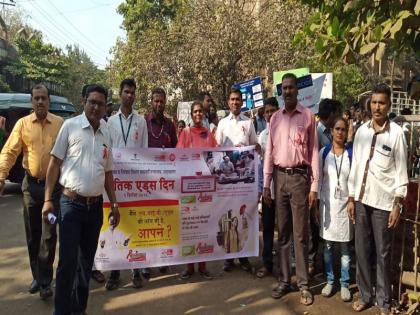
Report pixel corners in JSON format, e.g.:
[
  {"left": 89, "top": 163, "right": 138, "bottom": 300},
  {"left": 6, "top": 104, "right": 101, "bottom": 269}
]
[
  {"left": 317, "top": 121, "right": 332, "bottom": 150},
  {"left": 219, "top": 160, "right": 234, "bottom": 173},
  {"left": 0, "top": 112, "right": 63, "bottom": 181},
  {"left": 215, "top": 112, "right": 258, "bottom": 147},
  {"left": 107, "top": 108, "right": 148, "bottom": 148},
  {"left": 145, "top": 114, "right": 177, "bottom": 148},
  {"left": 258, "top": 125, "right": 274, "bottom": 196},
  {"left": 263, "top": 104, "right": 319, "bottom": 191},
  {"left": 348, "top": 120, "right": 408, "bottom": 211},
  {"left": 51, "top": 112, "right": 113, "bottom": 197}
]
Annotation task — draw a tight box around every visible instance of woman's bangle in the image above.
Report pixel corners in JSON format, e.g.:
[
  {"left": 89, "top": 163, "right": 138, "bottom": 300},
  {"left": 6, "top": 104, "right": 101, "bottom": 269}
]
[{"left": 44, "top": 199, "right": 53, "bottom": 203}]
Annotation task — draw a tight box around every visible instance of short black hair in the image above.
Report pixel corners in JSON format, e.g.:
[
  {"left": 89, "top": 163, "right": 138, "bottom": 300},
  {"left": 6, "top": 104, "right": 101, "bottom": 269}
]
[
  {"left": 119, "top": 78, "right": 136, "bottom": 94},
  {"left": 106, "top": 101, "right": 113, "bottom": 107},
  {"left": 151, "top": 87, "right": 166, "bottom": 100},
  {"left": 177, "top": 120, "right": 186, "bottom": 127},
  {"left": 318, "top": 98, "right": 336, "bottom": 120},
  {"left": 228, "top": 88, "right": 242, "bottom": 99},
  {"left": 81, "top": 84, "right": 91, "bottom": 98},
  {"left": 372, "top": 83, "right": 391, "bottom": 101},
  {"left": 281, "top": 73, "right": 298, "bottom": 86},
  {"left": 263, "top": 97, "right": 279, "bottom": 108},
  {"left": 197, "top": 91, "right": 211, "bottom": 102},
  {"left": 389, "top": 112, "right": 397, "bottom": 120},
  {"left": 31, "top": 84, "right": 50, "bottom": 97},
  {"left": 86, "top": 84, "right": 108, "bottom": 100}
]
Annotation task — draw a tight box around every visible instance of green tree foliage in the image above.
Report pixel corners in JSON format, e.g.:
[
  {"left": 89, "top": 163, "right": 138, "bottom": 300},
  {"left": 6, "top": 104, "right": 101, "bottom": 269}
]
[
  {"left": 61, "top": 45, "right": 106, "bottom": 109},
  {"left": 108, "top": 0, "right": 313, "bottom": 113},
  {"left": 295, "top": 0, "right": 420, "bottom": 62},
  {"left": 7, "top": 35, "right": 69, "bottom": 85}
]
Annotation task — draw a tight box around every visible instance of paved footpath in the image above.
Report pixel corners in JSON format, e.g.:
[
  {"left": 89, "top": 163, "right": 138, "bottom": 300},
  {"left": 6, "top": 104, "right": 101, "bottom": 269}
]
[{"left": 0, "top": 183, "right": 378, "bottom": 315}]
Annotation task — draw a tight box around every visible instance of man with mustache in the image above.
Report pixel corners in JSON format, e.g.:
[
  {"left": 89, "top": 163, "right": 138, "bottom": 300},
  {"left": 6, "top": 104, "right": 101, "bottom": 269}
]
[
  {"left": 348, "top": 84, "right": 408, "bottom": 315},
  {"left": 263, "top": 73, "right": 319, "bottom": 306},
  {"left": 0, "top": 84, "right": 63, "bottom": 300}
]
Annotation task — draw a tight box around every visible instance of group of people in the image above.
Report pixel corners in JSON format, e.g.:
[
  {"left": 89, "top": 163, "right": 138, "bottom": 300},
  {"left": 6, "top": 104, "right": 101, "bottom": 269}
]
[{"left": 0, "top": 73, "right": 409, "bottom": 315}]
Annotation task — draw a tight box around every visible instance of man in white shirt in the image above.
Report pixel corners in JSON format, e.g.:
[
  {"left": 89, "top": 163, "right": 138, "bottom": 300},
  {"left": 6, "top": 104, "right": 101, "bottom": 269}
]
[
  {"left": 99, "top": 213, "right": 130, "bottom": 250},
  {"left": 215, "top": 88, "right": 258, "bottom": 273},
  {"left": 42, "top": 84, "right": 120, "bottom": 315},
  {"left": 348, "top": 84, "right": 408, "bottom": 315},
  {"left": 105, "top": 79, "right": 147, "bottom": 290}
]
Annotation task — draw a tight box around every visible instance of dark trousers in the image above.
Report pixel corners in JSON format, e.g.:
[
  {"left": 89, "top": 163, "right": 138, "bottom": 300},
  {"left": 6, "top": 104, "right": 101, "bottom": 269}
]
[
  {"left": 21, "top": 174, "right": 60, "bottom": 286},
  {"left": 274, "top": 168, "right": 309, "bottom": 290},
  {"left": 355, "top": 202, "right": 392, "bottom": 310},
  {"left": 261, "top": 199, "right": 275, "bottom": 270},
  {"left": 54, "top": 194, "right": 103, "bottom": 315},
  {"left": 308, "top": 211, "right": 319, "bottom": 268}
]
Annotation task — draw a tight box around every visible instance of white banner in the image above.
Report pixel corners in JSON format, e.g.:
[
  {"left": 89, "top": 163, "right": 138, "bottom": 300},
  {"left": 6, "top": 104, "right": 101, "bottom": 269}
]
[{"left": 94, "top": 147, "right": 259, "bottom": 271}]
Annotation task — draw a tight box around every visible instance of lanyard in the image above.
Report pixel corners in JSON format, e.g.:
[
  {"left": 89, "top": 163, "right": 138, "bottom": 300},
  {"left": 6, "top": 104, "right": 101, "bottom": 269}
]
[
  {"left": 119, "top": 113, "right": 133, "bottom": 147},
  {"left": 333, "top": 146, "right": 344, "bottom": 186}
]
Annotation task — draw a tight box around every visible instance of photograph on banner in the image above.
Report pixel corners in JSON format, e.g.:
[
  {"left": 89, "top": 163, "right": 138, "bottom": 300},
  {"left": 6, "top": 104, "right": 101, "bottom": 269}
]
[
  {"left": 233, "top": 76, "right": 263, "bottom": 112},
  {"left": 94, "top": 147, "right": 259, "bottom": 271}
]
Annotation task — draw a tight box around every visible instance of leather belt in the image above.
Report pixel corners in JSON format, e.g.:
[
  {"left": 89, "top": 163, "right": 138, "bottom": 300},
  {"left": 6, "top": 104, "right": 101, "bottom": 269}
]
[
  {"left": 26, "top": 172, "right": 45, "bottom": 184},
  {"left": 63, "top": 188, "right": 101, "bottom": 205},
  {"left": 275, "top": 165, "right": 308, "bottom": 175}
]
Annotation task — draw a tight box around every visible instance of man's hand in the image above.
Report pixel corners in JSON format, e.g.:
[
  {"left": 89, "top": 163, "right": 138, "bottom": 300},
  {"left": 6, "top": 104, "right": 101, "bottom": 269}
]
[
  {"left": 111, "top": 207, "right": 120, "bottom": 227},
  {"left": 42, "top": 200, "right": 54, "bottom": 224},
  {"left": 263, "top": 187, "right": 272, "bottom": 204},
  {"left": 0, "top": 180, "right": 5, "bottom": 195},
  {"left": 388, "top": 204, "right": 401, "bottom": 229},
  {"left": 347, "top": 200, "right": 355, "bottom": 225},
  {"left": 308, "top": 191, "right": 317, "bottom": 210}
]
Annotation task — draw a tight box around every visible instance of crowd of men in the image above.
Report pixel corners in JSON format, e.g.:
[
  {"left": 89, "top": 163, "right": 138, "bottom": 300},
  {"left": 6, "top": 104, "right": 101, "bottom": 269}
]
[{"left": 0, "top": 74, "right": 410, "bottom": 315}]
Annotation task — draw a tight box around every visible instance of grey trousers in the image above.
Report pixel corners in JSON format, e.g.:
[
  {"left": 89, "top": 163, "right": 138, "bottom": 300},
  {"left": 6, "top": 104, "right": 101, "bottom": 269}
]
[
  {"left": 21, "top": 174, "right": 60, "bottom": 286},
  {"left": 274, "top": 168, "right": 309, "bottom": 290},
  {"left": 355, "top": 202, "right": 392, "bottom": 310}
]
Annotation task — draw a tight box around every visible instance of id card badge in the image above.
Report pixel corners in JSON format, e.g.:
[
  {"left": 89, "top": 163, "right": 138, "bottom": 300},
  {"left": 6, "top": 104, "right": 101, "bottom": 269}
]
[{"left": 334, "top": 185, "right": 341, "bottom": 199}]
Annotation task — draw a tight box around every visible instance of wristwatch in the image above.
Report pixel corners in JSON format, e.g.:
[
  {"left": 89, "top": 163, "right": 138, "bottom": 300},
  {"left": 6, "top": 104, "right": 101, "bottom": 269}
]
[{"left": 111, "top": 203, "right": 119, "bottom": 211}]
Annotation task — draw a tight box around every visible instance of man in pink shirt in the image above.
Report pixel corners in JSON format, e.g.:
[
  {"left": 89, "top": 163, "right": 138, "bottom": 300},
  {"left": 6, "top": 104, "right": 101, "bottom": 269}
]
[{"left": 263, "top": 73, "right": 319, "bottom": 306}]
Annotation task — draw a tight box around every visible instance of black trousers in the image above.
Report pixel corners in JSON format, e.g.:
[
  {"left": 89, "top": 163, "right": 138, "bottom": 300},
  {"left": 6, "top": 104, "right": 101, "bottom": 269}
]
[
  {"left": 21, "top": 174, "right": 60, "bottom": 286},
  {"left": 261, "top": 199, "right": 275, "bottom": 270},
  {"left": 355, "top": 202, "right": 392, "bottom": 310}
]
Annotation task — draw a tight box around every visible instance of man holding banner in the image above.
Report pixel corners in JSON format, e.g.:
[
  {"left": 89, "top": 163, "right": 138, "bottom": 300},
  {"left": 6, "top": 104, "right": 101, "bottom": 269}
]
[
  {"left": 215, "top": 88, "right": 258, "bottom": 273},
  {"left": 263, "top": 73, "right": 319, "bottom": 306},
  {"left": 105, "top": 78, "right": 148, "bottom": 290},
  {"left": 42, "top": 84, "right": 120, "bottom": 315}
]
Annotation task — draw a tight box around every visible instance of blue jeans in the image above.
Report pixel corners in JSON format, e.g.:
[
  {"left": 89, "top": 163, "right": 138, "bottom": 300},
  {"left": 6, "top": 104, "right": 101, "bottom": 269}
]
[
  {"left": 54, "top": 194, "right": 103, "bottom": 315},
  {"left": 323, "top": 241, "right": 350, "bottom": 288}
]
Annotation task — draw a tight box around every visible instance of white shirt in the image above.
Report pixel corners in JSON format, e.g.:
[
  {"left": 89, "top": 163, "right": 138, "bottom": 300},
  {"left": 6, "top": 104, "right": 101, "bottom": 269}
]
[
  {"left": 107, "top": 109, "right": 148, "bottom": 148},
  {"left": 51, "top": 112, "right": 113, "bottom": 197},
  {"left": 319, "top": 148, "right": 353, "bottom": 242},
  {"left": 215, "top": 112, "right": 258, "bottom": 147},
  {"left": 348, "top": 120, "right": 408, "bottom": 211},
  {"left": 258, "top": 125, "right": 274, "bottom": 195}
]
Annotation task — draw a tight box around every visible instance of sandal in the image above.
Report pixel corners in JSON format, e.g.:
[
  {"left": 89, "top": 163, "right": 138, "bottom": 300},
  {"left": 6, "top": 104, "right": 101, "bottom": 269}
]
[
  {"left": 352, "top": 300, "right": 371, "bottom": 312},
  {"left": 300, "top": 289, "right": 314, "bottom": 306},
  {"left": 256, "top": 266, "right": 272, "bottom": 278},
  {"left": 271, "top": 285, "right": 290, "bottom": 299}
]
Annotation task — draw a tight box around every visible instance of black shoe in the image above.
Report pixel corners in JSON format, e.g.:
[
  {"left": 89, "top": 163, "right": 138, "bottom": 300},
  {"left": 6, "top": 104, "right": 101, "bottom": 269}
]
[
  {"left": 240, "top": 260, "right": 252, "bottom": 272},
  {"left": 28, "top": 279, "right": 39, "bottom": 294},
  {"left": 91, "top": 270, "right": 105, "bottom": 283},
  {"left": 223, "top": 261, "right": 235, "bottom": 272},
  {"left": 39, "top": 285, "right": 53, "bottom": 300},
  {"left": 141, "top": 268, "right": 151, "bottom": 280},
  {"left": 105, "top": 270, "right": 120, "bottom": 291},
  {"left": 132, "top": 270, "right": 143, "bottom": 288}
]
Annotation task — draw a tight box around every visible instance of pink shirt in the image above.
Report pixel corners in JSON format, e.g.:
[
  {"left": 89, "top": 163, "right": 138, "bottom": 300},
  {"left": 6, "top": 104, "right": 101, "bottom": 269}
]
[{"left": 263, "top": 104, "right": 319, "bottom": 192}]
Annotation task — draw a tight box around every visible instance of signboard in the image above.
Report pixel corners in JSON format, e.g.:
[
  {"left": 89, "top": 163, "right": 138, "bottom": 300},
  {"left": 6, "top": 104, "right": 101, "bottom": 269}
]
[
  {"left": 233, "top": 76, "right": 263, "bottom": 112},
  {"left": 94, "top": 147, "right": 259, "bottom": 271},
  {"left": 177, "top": 101, "right": 193, "bottom": 126}
]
